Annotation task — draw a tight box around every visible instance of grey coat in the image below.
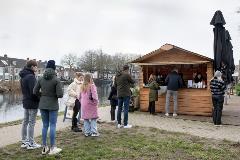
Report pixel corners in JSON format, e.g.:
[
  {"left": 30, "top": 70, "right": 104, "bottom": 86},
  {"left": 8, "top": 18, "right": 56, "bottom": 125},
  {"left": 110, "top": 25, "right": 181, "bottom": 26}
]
[{"left": 33, "top": 68, "right": 63, "bottom": 110}]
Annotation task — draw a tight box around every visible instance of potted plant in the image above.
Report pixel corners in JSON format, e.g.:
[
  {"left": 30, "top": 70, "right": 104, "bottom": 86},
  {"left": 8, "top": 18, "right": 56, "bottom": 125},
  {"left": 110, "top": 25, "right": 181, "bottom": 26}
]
[{"left": 130, "top": 86, "right": 140, "bottom": 111}]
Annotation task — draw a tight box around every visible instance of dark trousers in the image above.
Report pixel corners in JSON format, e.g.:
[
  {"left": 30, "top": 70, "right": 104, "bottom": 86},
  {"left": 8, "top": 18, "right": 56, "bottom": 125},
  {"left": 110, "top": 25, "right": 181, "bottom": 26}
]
[
  {"left": 110, "top": 105, "right": 116, "bottom": 121},
  {"left": 117, "top": 96, "right": 130, "bottom": 126},
  {"left": 72, "top": 99, "right": 81, "bottom": 128},
  {"left": 212, "top": 95, "right": 224, "bottom": 125},
  {"left": 148, "top": 101, "right": 155, "bottom": 114}
]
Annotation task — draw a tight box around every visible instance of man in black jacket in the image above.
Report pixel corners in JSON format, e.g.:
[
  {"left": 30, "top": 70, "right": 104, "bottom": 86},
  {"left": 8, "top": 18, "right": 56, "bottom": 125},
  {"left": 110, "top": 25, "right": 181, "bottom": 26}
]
[
  {"left": 19, "top": 60, "right": 41, "bottom": 149},
  {"left": 165, "top": 68, "right": 183, "bottom": 117}
]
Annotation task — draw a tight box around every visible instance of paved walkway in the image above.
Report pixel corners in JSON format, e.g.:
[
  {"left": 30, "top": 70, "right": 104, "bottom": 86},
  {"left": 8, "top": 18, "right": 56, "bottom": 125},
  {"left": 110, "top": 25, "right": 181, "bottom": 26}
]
[{"left": 0, "top": 96, "right": 240, "bottom": 148}]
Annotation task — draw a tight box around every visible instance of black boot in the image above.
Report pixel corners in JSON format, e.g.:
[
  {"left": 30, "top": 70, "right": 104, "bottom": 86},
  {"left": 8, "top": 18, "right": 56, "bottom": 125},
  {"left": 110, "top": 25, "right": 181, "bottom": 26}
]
[
  {"left": 72, "top": 117, "right": 82, "bottom": 132},
  {"left": 73, "top": 127, "right": 82, "bottom": 132},
  {"left": 110, "top": 105, "right": 116, "bottom": 121}
]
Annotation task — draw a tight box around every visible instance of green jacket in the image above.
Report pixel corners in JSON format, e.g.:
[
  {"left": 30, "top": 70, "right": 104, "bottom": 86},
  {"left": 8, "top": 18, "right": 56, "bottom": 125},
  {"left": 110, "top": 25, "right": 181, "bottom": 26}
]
[
  {"left": 33, "top": 68, "right": 63, "bottom": 110},
  {"left": 115, "top": 71, "right": 135, "bottom": 97},
  {"left": 149, "top": 80, "right": 160, "bottom": 102}
]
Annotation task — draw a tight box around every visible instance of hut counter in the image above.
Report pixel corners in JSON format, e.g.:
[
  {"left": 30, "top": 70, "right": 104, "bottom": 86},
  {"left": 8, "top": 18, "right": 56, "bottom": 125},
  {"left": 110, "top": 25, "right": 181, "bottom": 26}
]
[{"left": 140, "top": 87, "right": 212, "bottom": 116}]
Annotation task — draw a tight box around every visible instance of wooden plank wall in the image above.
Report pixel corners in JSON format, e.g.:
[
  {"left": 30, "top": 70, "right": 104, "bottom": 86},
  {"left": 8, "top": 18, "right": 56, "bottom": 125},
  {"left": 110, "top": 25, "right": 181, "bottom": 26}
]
[
  {"left": 207, "top": 62, "right": 213, "bottom": 89},
  {"left": 140, "top": 88, "right": 212, "bottom": 116}
]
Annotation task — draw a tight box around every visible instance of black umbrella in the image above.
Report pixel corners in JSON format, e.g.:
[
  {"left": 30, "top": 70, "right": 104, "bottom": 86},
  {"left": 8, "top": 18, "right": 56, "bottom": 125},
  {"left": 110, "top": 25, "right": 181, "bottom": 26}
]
[
  {"left": 225, "top": 30, "right": 235, "bottom": 84},
  {"left": 210, "top": 10, "right": 226, "bottom": 71}
]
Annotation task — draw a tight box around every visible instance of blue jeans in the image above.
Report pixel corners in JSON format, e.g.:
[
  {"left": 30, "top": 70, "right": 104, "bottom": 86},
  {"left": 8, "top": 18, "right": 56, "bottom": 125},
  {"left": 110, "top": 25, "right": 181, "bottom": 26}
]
[
  {"left": 212, "top": 95, "right": 224, "bottom": 125},
  {"left": 84, "top": 119, "right": 97, "bottom": 134},
  {"left": 40, "top": 109, "right": 58, "bottom": 147},
  {"left": 117, "top": 96, "right": 130, "bottom": 126}
]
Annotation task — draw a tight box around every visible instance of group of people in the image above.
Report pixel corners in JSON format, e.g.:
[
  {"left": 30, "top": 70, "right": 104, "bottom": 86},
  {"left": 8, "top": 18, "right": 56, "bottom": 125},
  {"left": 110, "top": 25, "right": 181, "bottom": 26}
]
[
  {"left": 20, "top": 59, "right": 100, "bottom": 155},
  {"left": 108, "top": 65, "right": 135, "bottom": 128},
  {"left": 147, "top": 68, "right": 226, "bottom": 126},
  {"left": 19, "top": 58, "right": 227, "bottom": 156},
  {"left": 147, "top": 68, "right": 183, "bottom": 116},
  {"left": 20, "top": 60, "right": 63, "bottom": 155},
  {"left": 19, "top": 61, "right": 135, "bottom": 155}
]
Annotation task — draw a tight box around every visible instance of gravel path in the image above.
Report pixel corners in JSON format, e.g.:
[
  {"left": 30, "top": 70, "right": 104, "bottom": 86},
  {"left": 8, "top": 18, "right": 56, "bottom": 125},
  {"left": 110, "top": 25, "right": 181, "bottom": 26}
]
[{"left": 1, "top": 96, "right": 240, "bottom": 148}]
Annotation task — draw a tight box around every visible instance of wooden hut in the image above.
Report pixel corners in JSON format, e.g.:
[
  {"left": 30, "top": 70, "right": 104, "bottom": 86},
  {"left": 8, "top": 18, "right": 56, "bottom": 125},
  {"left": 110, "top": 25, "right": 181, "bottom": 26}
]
[{"left": 131, "top": 44, "right": 214, "bottom": 116}]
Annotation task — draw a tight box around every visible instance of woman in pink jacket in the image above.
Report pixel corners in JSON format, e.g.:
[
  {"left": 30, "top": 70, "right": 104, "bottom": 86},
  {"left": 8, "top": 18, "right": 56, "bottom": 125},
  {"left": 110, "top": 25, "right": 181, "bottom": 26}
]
[{"left": 79, "top": 73, "right": 99, "bottom": 137}]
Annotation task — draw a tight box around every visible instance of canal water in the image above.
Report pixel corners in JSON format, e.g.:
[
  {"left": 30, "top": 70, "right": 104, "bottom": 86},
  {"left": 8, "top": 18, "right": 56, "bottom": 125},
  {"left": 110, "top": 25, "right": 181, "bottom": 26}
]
[{"left": 0, "top": 83, "right": 111, "bottom": 123}]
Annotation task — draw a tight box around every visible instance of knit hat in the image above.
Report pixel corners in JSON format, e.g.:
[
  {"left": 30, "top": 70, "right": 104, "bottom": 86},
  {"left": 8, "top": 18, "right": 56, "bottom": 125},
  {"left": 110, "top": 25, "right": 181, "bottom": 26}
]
[
  {"left": 214, "top": 70, "right": 222, "bottom": 78},
  {"left": 46, "top": 60, "right": 56, "bottom": 70}
]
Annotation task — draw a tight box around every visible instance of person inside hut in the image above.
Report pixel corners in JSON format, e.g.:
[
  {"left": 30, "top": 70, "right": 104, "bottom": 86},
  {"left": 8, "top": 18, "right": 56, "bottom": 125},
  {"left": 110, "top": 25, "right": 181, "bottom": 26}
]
[
  {"left": 148, "top": 74, "right": 160, "bottom": 115},
  {"left": 194, "top": 72, "right": 203, "bottom": 83},
  {"left": 178, "top": 73, "right": 186, "bottom": 88}
]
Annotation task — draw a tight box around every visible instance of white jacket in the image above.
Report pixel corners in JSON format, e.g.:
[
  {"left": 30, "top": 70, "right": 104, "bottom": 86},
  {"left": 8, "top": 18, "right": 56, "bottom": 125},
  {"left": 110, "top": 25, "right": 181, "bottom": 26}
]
[{"left": 65, "top": 78, "right": 82, "bottom": 108}]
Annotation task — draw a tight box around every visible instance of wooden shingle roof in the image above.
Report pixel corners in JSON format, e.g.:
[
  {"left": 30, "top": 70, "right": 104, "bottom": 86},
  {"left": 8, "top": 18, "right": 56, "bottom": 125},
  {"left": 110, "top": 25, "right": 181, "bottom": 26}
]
[{"left": 131, "top": 44, "right": 213, "bottom": 65}]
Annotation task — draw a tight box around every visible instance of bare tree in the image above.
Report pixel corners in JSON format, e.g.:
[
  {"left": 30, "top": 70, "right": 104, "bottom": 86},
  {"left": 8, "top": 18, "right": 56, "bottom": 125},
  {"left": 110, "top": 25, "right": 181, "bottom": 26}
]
[
  {"left": 78, "top": 50, "right": 97, "bottom": 73},
  {"left": 60, "top": 53, "right": 78, "bottom": 79}
]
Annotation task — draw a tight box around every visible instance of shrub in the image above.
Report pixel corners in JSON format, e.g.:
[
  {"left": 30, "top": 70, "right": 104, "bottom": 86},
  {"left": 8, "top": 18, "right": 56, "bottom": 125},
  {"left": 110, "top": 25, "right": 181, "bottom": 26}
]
[{"left": 235, "top": 83, "right": 240, "bottom": 96}]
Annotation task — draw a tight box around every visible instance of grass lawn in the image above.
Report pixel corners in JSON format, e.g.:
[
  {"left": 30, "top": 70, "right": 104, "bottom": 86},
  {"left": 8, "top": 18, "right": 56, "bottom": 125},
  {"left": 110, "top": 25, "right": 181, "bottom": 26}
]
[{"left": 0, "top": 123, "right": 240, "bottom": 160}]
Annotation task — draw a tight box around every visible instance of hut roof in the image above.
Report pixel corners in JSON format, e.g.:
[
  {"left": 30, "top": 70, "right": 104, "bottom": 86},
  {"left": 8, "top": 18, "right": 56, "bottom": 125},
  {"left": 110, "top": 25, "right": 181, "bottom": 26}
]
[{"left": 131, "top": 44, "right": 213, "bottom": 65}]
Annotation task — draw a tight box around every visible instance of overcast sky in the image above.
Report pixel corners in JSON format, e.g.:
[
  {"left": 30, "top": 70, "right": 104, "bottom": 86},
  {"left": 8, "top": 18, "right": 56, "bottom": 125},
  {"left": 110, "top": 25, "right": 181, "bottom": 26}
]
[{"left": 0, "top": 0, "right": 239, "bottom": 65}]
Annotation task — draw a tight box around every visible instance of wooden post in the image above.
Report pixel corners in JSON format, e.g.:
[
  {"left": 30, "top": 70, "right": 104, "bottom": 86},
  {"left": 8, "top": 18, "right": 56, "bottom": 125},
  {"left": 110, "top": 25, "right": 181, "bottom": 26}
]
[
  {"left": 146, "top": 66, "right": 148, "bottom": 84},
  {"left": 139, "top": 66, "right": 143, "bottom": 89},
  {"left": 207, "top": 62, "right": 213, "bottom": 89}
]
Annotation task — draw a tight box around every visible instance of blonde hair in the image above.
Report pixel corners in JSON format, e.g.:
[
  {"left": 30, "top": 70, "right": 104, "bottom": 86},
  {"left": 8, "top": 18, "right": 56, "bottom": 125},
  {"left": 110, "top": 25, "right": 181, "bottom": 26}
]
[
  {"left": 112, "top": 76, "right": 116, "bottom": 86},
  {"left": 148, "top": 74, "right": 156, "bottom": 83},
  {"left": 80, "top": 73, "right": 92, "bottom": 92},
  {"left": 75, "top": 72, "right": 84, "bottom": 78}
]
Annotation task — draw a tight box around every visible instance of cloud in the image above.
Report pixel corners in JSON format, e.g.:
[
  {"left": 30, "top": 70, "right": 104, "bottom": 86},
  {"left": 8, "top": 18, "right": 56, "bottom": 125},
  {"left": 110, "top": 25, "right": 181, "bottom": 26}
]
[{"left": 0, "top": 0, "right": 239, "bottom": 65}]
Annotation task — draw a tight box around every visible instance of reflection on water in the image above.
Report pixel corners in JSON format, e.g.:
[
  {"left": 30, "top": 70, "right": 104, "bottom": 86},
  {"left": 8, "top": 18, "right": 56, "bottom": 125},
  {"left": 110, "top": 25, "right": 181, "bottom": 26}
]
[{"left": 0, "top": 84, "right": 111, "bottom": 123}]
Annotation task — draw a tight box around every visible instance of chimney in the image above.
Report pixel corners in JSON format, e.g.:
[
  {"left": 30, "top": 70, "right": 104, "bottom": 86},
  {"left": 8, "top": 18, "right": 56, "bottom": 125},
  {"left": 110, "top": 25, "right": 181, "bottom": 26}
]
[
  {"left": 33, "top": 59, "right": 36, "bottom": 61},
  {"left": 4, "top": 54, "right": 7, "bottom": 58},
  {"left": 39, "top": 60, "right": 42, "bottom": 63},
  {"left": 27, "top": 58, "right": 29, "bottom": 61}
]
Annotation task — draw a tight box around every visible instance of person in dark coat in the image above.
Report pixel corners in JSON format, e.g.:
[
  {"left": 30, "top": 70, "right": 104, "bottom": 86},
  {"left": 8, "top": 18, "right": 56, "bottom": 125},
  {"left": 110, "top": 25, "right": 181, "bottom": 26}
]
[
  {"left": 210, "top": 70, "right": 226, "bottom": 126},
  {"left": 108, "top": 76, "right": 118, "bottom": 121},
  {"left": 148, "top": 74, "right": 160, "bottom": 115},
  {"left": 19, "top": 60, "right": 41, "bottom": 149},
  {"left": 165, "top": 68, "right": 183, "bottom": 117},
  {"left": 115, "top": 65, "right": 135, "bottom": 129},
  {"left": 33, "top": 60, "right": 63, "bottom": 155},
  {"left": 194, "top": 73, "right": 203, "bottom": 83}
]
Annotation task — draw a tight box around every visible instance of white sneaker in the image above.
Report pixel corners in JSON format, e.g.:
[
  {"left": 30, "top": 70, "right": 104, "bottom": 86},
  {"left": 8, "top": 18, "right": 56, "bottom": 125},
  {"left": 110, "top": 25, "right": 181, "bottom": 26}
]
[
  {"left": 173, "top": 113, "right": 178, "bottom": 117},
  {"left": 165, "top": 113, "right": 169, "bottom": 116},
  {"left": 21, "top": 140, "right": 29, "bottom": 148},
  {"left": 123, "top": 124, "right": 132, "bottom": 129},
  {"left": 91, "top": 133, "right": 100, "bottom": 137},
  {"left": 48, "top": 147, "right": 62, "bottom": 155},
  {"left": 27, "top": 141, "right": 41, "bottom": 149},
  {"left": 117, "top": 124, "right": 122, "bottom": 129},
  {"left": 42, "top": 146, "right": 49, "bottom": 155}
]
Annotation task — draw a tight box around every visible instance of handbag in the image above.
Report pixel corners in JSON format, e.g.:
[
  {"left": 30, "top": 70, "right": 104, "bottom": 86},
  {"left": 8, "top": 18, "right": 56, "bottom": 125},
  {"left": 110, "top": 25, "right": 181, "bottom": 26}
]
[{"left": 89, "top": 88, "right": 94, "bottom": 101}]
